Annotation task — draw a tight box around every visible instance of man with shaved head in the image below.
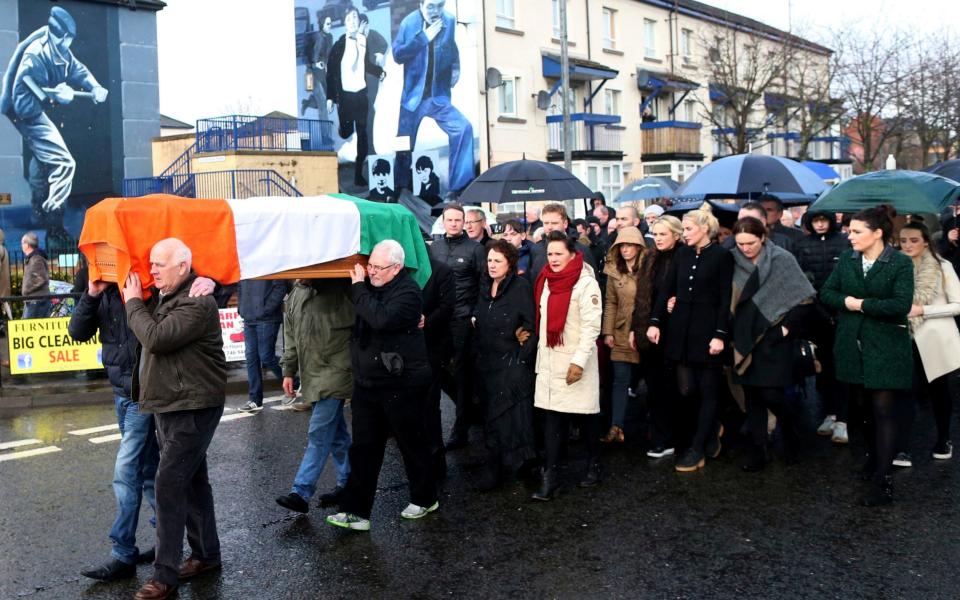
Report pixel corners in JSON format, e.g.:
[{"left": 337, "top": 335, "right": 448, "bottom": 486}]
[{"left": 123, "top": 238, "right": 227, "bottom": 600}]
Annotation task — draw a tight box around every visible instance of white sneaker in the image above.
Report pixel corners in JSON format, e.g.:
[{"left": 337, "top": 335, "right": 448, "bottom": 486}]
[
  {"left": 817, "top": 415, "right": 836, "bottom": 436},
  {"left": 933, "top": 441, "right": 953, "bottom": 460},
  {"left": 892, "top": 452, "right": 913, "bottom": 468},
  {"left": 325, "top": 512, "right": 371, "bottom": 531},
  {"left": 280, "top": 394, "right": 297, "bottom": 406},
  {"left": 238, "top": 401, "right": 263, "bottom": 413},
  {"left": 400, "top": 501, "right": 439, "bottom": 520},
  {"left": 831, "top": 422, "right": 849, "bottom": 444}
]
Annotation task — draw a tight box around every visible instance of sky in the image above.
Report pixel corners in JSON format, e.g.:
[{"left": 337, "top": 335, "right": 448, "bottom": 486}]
[{"left": 156, "top": 0, "right": 960, "bottom": 125}]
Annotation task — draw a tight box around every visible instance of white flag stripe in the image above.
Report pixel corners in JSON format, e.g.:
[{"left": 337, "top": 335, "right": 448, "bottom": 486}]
[
  {"left": 89, "top": 433, "right": 123, "bottom": 444},
  {"left": 0, "top": 438, "right": 43, "bottom": 451},
  {"left": 228, "top": 196, "right": 361, "bottom": 279},
  {"left": 68, "top": 424, "right": 120, "bottom": 436},
  {"left": 0, "top": 446, "right": 61, "bottom": 462}
]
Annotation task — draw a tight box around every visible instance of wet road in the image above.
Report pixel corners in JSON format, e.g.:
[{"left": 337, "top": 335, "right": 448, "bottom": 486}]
[{"left": 1, "top": 392, "right": 958, "bottom": 599}]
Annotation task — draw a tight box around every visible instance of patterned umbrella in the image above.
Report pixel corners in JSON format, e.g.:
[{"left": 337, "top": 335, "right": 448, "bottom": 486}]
[{"left": 614, "top": 177, "right": 679, "bottom": 203}]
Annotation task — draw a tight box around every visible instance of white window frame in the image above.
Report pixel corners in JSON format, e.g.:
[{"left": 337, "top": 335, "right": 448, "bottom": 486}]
[
  {"left": 683, "top": 98, "right": 697, "bottom": 123},
  {"left": 496, "top": 0, "right": 516, "bottom": 29},
  {"left": 680, "top": 28, "right": 693, "bottom": 62},
  {"left": 644, "top": 19, "right": 657, "bottom": 59},
  {"left": 602, "top": 8, "right": 616, "bottom": 50},
  {"left": 551, "top": 0, "right": 562, "bottom": 39},
  {"left": 604, "top": 89, "right": 621, "bottom": 116},
  {"left": 600, "top": 163, "right": 623, "bottom": 200},
  {"left": 498, "top": 76, "right": 519, "bottom": 117}
]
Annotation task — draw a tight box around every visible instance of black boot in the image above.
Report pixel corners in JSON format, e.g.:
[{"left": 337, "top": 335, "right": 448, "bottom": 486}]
[
  {"left": 579, "top": 461, "right": 603, "bottom": 488},
  {"left": 80, "top": 558, "right": 136, "bottom": 581},
  {"left": 474, "top": 462, "right": 501, "bottom": 493},
  {"left": 860, "top": 475, "right": 894, "bottom": 507},
  {"left": 741, "top": 444, "right": 767, "bottom": 473},
  {"left": 532, "top": 468, "right": 560, "bottom": 501},
  {"left": 858, "top": 454, "right": 877, "bottom": 481}
]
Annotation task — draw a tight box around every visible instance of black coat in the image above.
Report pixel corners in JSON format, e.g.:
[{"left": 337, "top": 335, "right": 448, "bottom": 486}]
[
  {"left": 237, "top": 279, "right": 287, "bottom": 323},
  {"left": 421, "top": 257, "right": 455, "bottom": 368},
  {"left": 731, "top": 296, "right": 810, "bottom": 388},
  {"left": 326, "top": 34, "right": 383, "bottom": 105},
  {"left": 351, "top": 270, "right": 432, "bottom": 388},
  {"left": 529, "top": 238, "right": 598, "bottom": 281},
  {"left": 516, "top": 239, "right": 543, "bottom": 285},
  {"left": 429, "top": 232, "right": 486, "bottom": 319},
  {"left": 772, "top": 222, "right": 805, "bottom": 246},
  {"left": 651, "top": 243, "right": 734, "bottom": 366},
  {"left": 795, "top": 227, "right": 849, "bottom": 291},
  {"left": 68, "top": 285, "right": 138, "bottom": 396}
]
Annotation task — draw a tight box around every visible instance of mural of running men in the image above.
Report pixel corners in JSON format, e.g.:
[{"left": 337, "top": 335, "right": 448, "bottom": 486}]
[
  {"left": 0, "top": 6, "right": 108, "bottom": 232},
  {"left": 393, "top": 0, "right": 474, "bottom": 195}
]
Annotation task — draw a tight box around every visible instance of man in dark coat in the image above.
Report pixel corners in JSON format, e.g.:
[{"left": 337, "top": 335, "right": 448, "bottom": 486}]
[
  {"left": 721, "top": 202, "right": 793, "bottom": 253},
  {"left": 420, "top": 256, "right": 455, "bottom": 477},
  {"left": 428, "top": 203, "right": 486, "bottom": 449},
  {"left": 325, "top": 240, "right": 438, "bottom": 531},
  {"left": 237, "top": 279, "right": 288, "bottom": 412},
  {"left": 529, "top": 204, "right": 598, "bottom": 280},
  {"left": 761, "top": 198, "right": 805, "bottom": 245}
]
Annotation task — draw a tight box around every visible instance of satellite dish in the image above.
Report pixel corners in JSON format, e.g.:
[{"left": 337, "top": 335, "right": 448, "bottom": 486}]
[
  {"left": 636, "top": 70, "right": 650, "bottom": 88},
  {"left": 536, "top": 90, "right": 551, "bottom": 111},
  {"left": 485, "top": 68, "right": 503, "bottom": 89}
]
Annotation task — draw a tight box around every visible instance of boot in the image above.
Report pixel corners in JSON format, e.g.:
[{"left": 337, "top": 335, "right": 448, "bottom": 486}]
[
  {"left": 473, "top": 462, "right": 501, "bottom": 493},
  {"left": 858, "top": 454, "right": 877, "bottom": 481},
  {"left": 531, "top": 468, "right": 560, "bottom": 501},
  {"left": 860, "top": 475, "right": 893, "bottom": 507},
  {"left": 578, "top": 461, "right": 603, "bottom": 488},
  {"left": 741, "top": 444, "right": 768, "bottom": 473},
  {"left": 601, "top": 425, "right": 624, "bottom": 443}
]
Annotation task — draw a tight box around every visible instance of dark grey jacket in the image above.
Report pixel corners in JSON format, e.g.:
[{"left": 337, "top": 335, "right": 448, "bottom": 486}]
[
  {"left": 237, "top": 279, "right": 287, "bottom": 323},
  {"left": 68, "top": 285, "right": 138, "bottom": 396},
  {"left": 429, "top": 232, "right": 485, "bottom": 319}
]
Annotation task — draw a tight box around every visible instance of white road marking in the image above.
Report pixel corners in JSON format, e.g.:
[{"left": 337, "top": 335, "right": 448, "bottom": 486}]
[
  {"left": 68, "top": 424, "right": 119, "bottom": 436},
  {"left": 263, "top": 395, "right": 285, "bottom": 404},
  {"left": 0, "top": 439, "right": 43, "bottom": 451},
  {"left": 0, "top": 446, "right": 61, "bottom": 462},
  {"left": 220, "top": 412, "right": 255, "bottom": 422},
  {"left": 89, "top": 433, "right": 123, "bottom": 444}
]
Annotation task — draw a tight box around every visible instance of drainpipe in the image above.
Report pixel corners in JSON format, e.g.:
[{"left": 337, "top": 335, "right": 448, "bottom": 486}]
[
  {"left": 481, "top": 0, "right": 492, "bottom": 171},
  {"left": 560, "top": 0, "right": 572, "bottom": 172}
]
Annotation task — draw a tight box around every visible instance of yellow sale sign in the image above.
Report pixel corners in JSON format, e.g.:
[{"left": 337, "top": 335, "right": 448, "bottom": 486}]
[{"left": 7, "top": 317, "right": 103, "bottom": 374}]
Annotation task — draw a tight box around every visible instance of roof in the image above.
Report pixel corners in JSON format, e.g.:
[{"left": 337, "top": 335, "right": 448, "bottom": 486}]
[
  {"left": 541, "top": 53, "right": 618, "bottom": 81},
  {"left": 72, "top": 0, "right": 166, "bottom": 11},
  {"left": 159, "top": 114, "right": 192, "bottom": 130},
  {"left": 262, "top": 111, "right": 298, "bottom": 121},
  {"left": 639, "top": 0, "right": 831, "bottom": 55}
]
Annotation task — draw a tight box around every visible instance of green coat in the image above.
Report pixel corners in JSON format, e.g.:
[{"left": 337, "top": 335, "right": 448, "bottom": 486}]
[
  {"left": 821, "top": 247, "right": 914, "bottom": 390},
  {"left": 281, "top": 280, "right": 354, "bottom": 401}
]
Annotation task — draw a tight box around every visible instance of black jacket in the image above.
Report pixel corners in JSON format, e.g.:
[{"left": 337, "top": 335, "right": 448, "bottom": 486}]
[
  {"left": 326, "top": 34, "right": 384, "bottom": 105},
  {"left": 530, "top": 238, "right": 598, "bottom": 281},
  {"left": 421, "top": 257, "right": 455, "bottom": 367},
  {"left": 516, "top": 239, "right": 543, "bottom": 285},
  {"left": 68, "top": 285, "right": 138, "bottom": 396},
  {"left": 651, "top": 243, "right": 734, "bottom": 366},
  {"left": 429, "top": 232, "right": 486, "bottom": 319},
  {"left": 794, "top": 219, "right": 849, "bottom": 291},
  {"left": 351, "top": 270, "right": 432, "bottom": 388},
  {"left": 771, "top": 222, "right": 805, "bottom": 246},
  {"left": 237, "top": 279, "right": 287, "bottom": 323}
]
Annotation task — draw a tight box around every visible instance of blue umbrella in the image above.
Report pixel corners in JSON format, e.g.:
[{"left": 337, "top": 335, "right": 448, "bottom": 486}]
[
  {"left": 614, "top": 177, "right": 679, "bottom": 203},
  {"left": 672, "top": 154, "right": 828, "bottom": 200},
  {"left": 802, "top": 161, "right": 840, "bottom": 181}
]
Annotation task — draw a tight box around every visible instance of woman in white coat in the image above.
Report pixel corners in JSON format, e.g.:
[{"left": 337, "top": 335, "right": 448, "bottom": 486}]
[
  {"left": 532, "top": 232, "right": 603, "bottom": 500},
  {"left": 897, "top": 220, "right": 960, "bottom": 462}
]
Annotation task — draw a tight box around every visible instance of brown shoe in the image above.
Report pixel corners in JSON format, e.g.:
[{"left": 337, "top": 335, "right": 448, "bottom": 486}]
[
  {"left": 601, "top": 425, "right": 624, "bottom": 443},
  {"left": 178, "top": 556, "right": 221, "bottom": 580},
  {"left": 134, "top": 578, "right": 177, "bottom": 600}
]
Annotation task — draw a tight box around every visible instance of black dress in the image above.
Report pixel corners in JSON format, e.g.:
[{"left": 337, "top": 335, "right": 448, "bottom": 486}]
[
  {"left": 650, "top": 243, "right": 734, "bottom": 366},
  {"left": 473, "top": 271, "right": 537, "bottom": 469}
]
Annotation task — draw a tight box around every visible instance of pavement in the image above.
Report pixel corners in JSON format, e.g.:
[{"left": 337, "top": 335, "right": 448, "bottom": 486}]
[{"left": 1, "top": 387, "right": 958, "bottom": 599}]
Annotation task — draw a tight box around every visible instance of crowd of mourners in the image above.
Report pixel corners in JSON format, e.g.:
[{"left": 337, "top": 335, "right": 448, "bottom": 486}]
[{"left": 72, "top": 195, "right": 960, "bottom": 599}]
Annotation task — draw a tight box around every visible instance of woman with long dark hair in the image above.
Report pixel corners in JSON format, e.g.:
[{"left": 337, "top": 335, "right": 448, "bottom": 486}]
[
  {"left": 821, "top": 205, "right": 914, "bottom": 506},
  {"left": 532, "top": 232, "right": 603, "bottom": 500},
  {"left": 895, "top": 220, "right": 960, "bottom": 463},
  {"left": 729, "top": 217, "right": 815, "bottom": 471},
  {"left": 647, "top": 204, "right": 733, "bottom": 472},
  {"left": 472, "top": 240, "right": 538, "bottom": 491}
]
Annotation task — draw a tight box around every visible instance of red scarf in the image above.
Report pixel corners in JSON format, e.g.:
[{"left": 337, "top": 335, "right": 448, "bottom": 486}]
[{"left": 534, "top": 251, "right": 584, "bottom": 348}]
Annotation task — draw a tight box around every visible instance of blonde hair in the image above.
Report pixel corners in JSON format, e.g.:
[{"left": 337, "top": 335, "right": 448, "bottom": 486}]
[
  {"left": 652, "top": 215, "right": 683, "bottom": 239},
  {"left": 682, "top": 203, "right": 719, "bottom": 239}
]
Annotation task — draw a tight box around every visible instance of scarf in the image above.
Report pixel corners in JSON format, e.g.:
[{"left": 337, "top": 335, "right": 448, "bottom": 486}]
[
  {"left": 534, "top": 251, "right": 584, "bottom": 348},
  {"left": 909, "top": 249, "right": 942, "bottom": 333},
  {"left": 731, "top": 242, "right": 815, "bottom": 374}
]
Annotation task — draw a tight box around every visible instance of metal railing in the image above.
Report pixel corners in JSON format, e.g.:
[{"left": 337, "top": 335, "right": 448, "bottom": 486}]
[
  {"left": 122, "top": 170, "right": 302, "bottom": 200},
  {"left": 196, "top": 115, "right": 334, "bottom": 153},
  {"left": 160, "top": 141, "right": 196, "bottom": 178},
  {"left": 547, "top": 116, "right": 623, "bottom": 153}
]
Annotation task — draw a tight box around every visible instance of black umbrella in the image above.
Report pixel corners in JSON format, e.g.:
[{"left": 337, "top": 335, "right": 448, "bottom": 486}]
[
  {"left": 458, "top": 159, "right": 593, "bottom": 204},
  {"left": 923, "top": 159, "right": 960, "bottom": 183}
]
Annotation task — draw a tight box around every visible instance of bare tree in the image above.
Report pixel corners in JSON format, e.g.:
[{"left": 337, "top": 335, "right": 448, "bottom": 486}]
[
  {"left": 697, "top": 28, "right": 794, "bottom": 155},
  {"left": 780, "top": 44, "right": 844, "bottom": 161}
]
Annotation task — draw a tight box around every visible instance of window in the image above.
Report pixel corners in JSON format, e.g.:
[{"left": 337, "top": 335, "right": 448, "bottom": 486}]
[
  {"left": 552, "top": 0, "right": 562, "bottom": 38},
  {"left": 587, "top": 166, "right": 599, "bottom": 192},
  {"left": 600, "top": 164, "right": 623, "bottom": 199},
  {"left": 683, "top": 99, "right": 697, "bottom": 122},
  {"left": 604, "top": 89, "right": 620, "bottom": 116},
  {"left": 602, "top": 8, "right": 616, "bottom": 50},
  {"left": 498, "top": 76, "right": 517, "bottom": 116},
  {"left": 680, "top": 28, "right": 693, "bottom": 62},
  {"left": 641, "top": 94, "right": 660, "bottom": 120},
  {"left": 496, "top": 0, "right": 515, "bottom": 28},
  {"left": 644, "top": 19, "right": 656, "bottom": 58}
]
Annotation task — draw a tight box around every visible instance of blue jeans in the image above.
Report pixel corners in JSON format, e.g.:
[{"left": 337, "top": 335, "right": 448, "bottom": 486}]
[
  {"left": 611, "top": 361, "right": 634, "bottom": 427},
  {"left": 244, "top": 320, "right": 283, "bottom": 405},
  {"left": 110, "top": 391, "right": 160, "bottom": 564},
  {"left": 22, "top": 299, "right": 51, "bottom": 319},
  {"left": 291, "top": 398, "right": 351, "bottom": 501}
]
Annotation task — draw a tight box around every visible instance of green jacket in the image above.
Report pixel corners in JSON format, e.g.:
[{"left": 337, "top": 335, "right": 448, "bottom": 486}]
[
  {"left": 281, "top": 280, "right": 354, "bottom": 402},
  {"left": 821, "top": 247, "right": 914, "bottom": 390},
  {"left": 127, "top": 273, "right": 227, "bottom": 413}
]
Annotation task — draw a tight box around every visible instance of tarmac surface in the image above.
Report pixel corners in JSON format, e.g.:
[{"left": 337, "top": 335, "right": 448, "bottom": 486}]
[{"left": 1, "top": 389, "right": 958, "bottom": 599}]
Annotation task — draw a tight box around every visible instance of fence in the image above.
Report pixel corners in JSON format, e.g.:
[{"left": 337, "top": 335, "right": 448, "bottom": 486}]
[
  {"left": 196, "top": 115, "right": 334, "bottom": 153},
  {"left": 122, "top": 170, "right": 302, "bottom": 200},
  {"left": 5, "top": 241, "right": 83, "bottom": 318}
]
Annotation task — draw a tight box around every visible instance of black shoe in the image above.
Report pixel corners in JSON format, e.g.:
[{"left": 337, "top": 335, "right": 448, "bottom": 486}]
[
  {"left": 473, "top": 463, "right": 501, "bottom": 493},
  {"left": 80, "top": 558, "right": 136, "bottom": 581},
  {"left": 317, "top": 486, "right": 344, "bottom": 508},
  {"left": 675, "top": 448, "right": 705, "bottom": 472},
  {"left": 860, "top": 476, "right": 894, "bottom": 507},
  {"left": 741, "top": 445, "right": 767, "bottom": 473},
  {"left": 444, "top": 434, "right": 468, "bottom": 451},
  {"left": 858, "top": 455, "right": 877, "bottom": 481},
  {"left": 532, "top": 468, "right": 560, "bottom": 501},
  {"left": 578, "top": 461, "right": 603, "bottom": 488},
  {"left": 137, "top": 547, "right": 155, "bottom": 564},
  {"left": 705, "top": 423, "right": 724, "bottom": 459},
  {"left": 275, "top": 492, "right": 309, "bottom": 513}
]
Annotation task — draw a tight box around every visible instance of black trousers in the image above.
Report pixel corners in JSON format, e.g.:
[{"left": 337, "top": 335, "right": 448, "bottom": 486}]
[
  {"left": 643, "top": 345, "right": 677, "bottom": 448},
  {"left": 339, "top": 384, "right": 437, "bottom": 519},
  {"left": 443, "top": 318, "right": 476, "bottom": 439},
  {"left": 424, "top": 369, "right": 447, "bottom": 476},
  {"left": 899, "top": 343, "right": 955, "bottom": 452},
  {"left": 542, "top": 410, "right": 601, "bottom": 470},
  {"left": 152, "top": 405, "right": 223, "bottom": 586},
  {"left": 744, "top": 385, "right": 801, "bottom": 453},
  {"left": 676, "top": 364, "right": 722, "bottom": 453},
  {"left": 811, "top": 313, "right": 847, "bottom": 422},
  {"left": 337, "top": 89, "right": 369, "bottom": 183}
]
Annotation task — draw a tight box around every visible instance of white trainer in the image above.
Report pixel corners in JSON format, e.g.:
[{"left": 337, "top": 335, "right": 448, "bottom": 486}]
[
  {"left": 325, "top": 512, "right": 371, "bottom": 531},
  {"left": 400, "top": 501, "right": 439, "bottom": 520},
  {"left": 817, "top": 415, "right": 836, "bottom": 436},
  {"left": 831, "top": 422, "right": 849, "bottom": 444}
]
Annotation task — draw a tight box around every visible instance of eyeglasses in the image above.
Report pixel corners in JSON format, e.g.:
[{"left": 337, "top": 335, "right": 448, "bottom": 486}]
[
  {"left": 367, "top": 263, "right": 397, "bottom": 273},
  {"left": 465, "top": 219, "right": 484, "bottom": 225}
]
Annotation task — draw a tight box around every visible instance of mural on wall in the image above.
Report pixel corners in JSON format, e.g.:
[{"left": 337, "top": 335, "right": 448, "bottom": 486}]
[
  {"left": 295, "top": 0, "right": 480, "bottom": 208},
  {"left": 0, "top": 3, "right": 116, "bottom": 244}
]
